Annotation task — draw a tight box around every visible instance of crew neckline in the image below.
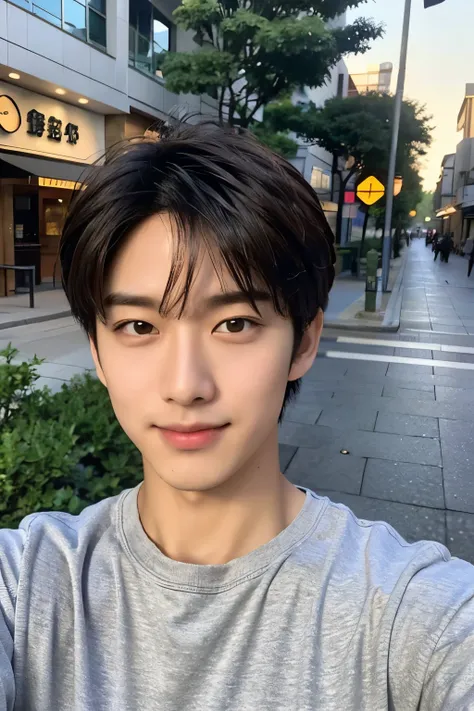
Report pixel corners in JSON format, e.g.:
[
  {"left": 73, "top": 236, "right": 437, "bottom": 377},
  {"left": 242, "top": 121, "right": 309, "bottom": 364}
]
[{"left": 118, "top": 483, "right": 326, "bottom": 593}]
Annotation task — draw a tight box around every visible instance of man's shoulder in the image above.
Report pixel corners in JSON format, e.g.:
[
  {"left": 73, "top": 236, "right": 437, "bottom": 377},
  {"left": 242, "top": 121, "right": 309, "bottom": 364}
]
[
  {"left": 299, "top": 491, "right": 463, "bottom": 593},
  {"left": 0, "top": 487, "right": 133, "bottom": 589}
]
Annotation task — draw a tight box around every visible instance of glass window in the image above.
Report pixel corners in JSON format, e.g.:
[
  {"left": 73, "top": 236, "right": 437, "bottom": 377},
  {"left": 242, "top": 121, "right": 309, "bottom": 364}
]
[
  {"left": 129, "top": 0, "right": 171, "bottom": 78},
  {"left": 34, "top": 0, "right": 61, "bottom": 19},
  {"left": 9, "top": 0, "right": 106, "bottom": 50},
  {"left": 9, "top": 0, "right": 31, "bottom": 10},
  {"left": 88, "top": 0, "right": 105, "bottom": 13},
  {"left": 32, "top": 4, "right": 61, "bottom": 26},
  {"left": 153, "top": 17, "right": 169, "bottom": 53},
  {"left": 89, "top": 8, "right": 106, "bottom": 46},
  {"left": 64, "top": 0, "right": 87, "bottom": 41},
  {"left": 129, "top": 25, "right": 137, "bottom": 64}
]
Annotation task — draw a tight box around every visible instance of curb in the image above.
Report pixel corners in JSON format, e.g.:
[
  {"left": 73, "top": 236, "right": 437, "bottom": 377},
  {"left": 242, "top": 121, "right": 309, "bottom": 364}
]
[
  {"left": 324, "top": 251, "right": 407, "bottom": 334},
  {"left": 381, "top": 250, "right": 407, "bottom": 330},
  {"left": 0, "top": 309, "right": 72, "bottom": 331}
]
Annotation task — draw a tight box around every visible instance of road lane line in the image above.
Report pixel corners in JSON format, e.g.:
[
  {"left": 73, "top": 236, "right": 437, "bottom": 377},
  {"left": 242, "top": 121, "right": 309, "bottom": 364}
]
[
  {"left": 323, "top": 350, "right": 474, "bottom": 371},
  {"left": 336, "top": 336, "right": 474, "bottom": 356}
]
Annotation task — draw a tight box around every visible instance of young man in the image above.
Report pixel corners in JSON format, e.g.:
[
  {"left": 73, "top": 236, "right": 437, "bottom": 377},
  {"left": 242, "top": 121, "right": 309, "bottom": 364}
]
[{"left": 1, "top": 121, "right": 474, "bottom": 711}]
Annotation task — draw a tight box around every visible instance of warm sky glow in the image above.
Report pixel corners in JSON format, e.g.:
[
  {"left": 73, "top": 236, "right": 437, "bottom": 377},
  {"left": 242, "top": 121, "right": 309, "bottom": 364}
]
[{"left": 346, "top": 0, "right": 473, "bottom": 192}]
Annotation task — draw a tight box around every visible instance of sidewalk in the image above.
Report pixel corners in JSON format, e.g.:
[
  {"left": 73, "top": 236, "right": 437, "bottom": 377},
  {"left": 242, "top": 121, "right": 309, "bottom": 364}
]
[
  {"left": 324, "top": 251, "right": 406, "bottom": 332},
  {"left": 0, "top": 288, "right": 71, "bottom": 330}
]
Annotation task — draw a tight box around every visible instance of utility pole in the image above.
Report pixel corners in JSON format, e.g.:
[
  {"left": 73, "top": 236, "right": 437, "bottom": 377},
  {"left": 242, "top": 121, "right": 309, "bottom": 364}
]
[{"left": 381, "top": 0, "right": 412, "bottom": 292}]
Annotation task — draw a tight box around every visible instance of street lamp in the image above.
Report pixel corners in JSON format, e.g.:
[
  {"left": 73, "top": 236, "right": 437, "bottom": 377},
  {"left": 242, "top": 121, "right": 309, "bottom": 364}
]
[
  {"left": 409, "top": 210, "right": 417, "bottom": 218},
  {"left": 393, "top": 175, "right": 403, "bottom": 197},
  {"left": 425, "top": 216, "right": 431, "bottom": 223}
]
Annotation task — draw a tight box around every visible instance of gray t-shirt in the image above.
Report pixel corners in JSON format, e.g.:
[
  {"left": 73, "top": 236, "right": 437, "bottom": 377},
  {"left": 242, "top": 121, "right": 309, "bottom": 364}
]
[{"left": 1, "top": 484, "right": 474, "bottom": 710}]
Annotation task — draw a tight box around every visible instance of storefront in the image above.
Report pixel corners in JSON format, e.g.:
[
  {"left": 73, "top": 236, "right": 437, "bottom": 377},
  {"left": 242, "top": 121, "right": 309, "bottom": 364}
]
[{"left": 0, "top": 81, "right": 104, "bottom": 296}]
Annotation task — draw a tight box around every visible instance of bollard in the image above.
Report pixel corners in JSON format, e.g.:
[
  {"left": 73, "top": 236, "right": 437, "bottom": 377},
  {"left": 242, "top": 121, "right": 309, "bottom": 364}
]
[{"left": 365, "top": 249, "right": 378, "bottom": 312}]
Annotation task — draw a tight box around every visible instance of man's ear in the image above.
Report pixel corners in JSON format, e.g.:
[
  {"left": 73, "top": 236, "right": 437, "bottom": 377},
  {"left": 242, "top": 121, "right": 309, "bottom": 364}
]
[
  {"left": 89, "top": 336, "right": 107, "bottom": 388},
  {"left": 288, "top": 310, "right": 323, "bottom": 382}
]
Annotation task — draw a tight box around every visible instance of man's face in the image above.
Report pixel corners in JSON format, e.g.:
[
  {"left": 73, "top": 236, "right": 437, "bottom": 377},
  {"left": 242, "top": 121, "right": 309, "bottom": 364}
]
[{"left": 91, "top": 213, "right": 320, "bottom": 493}]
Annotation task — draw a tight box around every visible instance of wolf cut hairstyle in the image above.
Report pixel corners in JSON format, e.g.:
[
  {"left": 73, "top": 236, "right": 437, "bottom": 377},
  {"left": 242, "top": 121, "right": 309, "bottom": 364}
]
[{"left": 59, "top": 119, "right": 335, "bottom": 414}]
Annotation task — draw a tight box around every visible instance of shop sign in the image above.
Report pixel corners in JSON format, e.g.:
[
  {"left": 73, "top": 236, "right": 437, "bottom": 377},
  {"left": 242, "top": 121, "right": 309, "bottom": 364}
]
[
  {"left": 0, "top": 81, "right": 104, "bottom": 163},
  {"left": 0, "top": 97, "right": 79, "bottom": 145}
]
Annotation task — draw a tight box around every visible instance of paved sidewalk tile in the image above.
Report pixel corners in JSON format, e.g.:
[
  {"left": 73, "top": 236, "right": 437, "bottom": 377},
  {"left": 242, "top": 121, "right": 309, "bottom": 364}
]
[
  {"left": 286, "top": 449, "right": 366, "bottom": 495},
  {"left": 317, "top": 404, "right": 378, "bottom": 432},
  {"left": 446, "top": 511, "right": 474, "bottom": 564},
  {"left": 279, "top": 444, "right": 297, "bottom": 472},
  {"left": 316, "top": 491, "right": 446, "bottom": 546},
  {"left": 282, "top": 402, "right": 323, "bottom": 425},
  {"left": 382, "top": 385, "right": 435, "bottom": 401},
  {"left": 440, "top": 419, "right": 474, "bottom": 513},
  {"left": 279, "top": 422, "right": 442, "bottom": 466},
  {"left": 362, "top": 459, "right": 444, "bottom": 509},
  {"left": 375, "top": 412, "right": 439, "bottom": 438}
]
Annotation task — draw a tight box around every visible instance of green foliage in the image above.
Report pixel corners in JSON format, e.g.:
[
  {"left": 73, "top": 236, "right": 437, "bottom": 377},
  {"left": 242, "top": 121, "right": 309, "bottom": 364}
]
[
  {"left": 251, "top": 121, "right": 298, "bottom": 158},
  {"left": 265, "top": 92, "right": 432, "bottom": 175},
  {"left": 160, "top": 0, "right": 383, "bottom": 127},
  {"left": 0, "top": 345, "right": 142, "bottom": 529}
]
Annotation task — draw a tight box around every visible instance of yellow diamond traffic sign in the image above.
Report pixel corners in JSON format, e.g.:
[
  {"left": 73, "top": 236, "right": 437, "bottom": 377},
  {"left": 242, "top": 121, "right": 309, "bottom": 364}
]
[{"left": 356, "top": 176, "right": 385, "bottom": 206}]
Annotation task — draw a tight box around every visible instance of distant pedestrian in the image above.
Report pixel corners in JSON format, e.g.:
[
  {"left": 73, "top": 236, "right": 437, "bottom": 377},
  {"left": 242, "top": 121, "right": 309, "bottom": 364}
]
[
  {"left": 439, "top": 233, "right": 454, "bottom": 263},
  {"left": 468, "top": 248, "right": 474, "bottom": 277},
  {"left": 433, "top": 234, "right": 441, "bottom": 261}
]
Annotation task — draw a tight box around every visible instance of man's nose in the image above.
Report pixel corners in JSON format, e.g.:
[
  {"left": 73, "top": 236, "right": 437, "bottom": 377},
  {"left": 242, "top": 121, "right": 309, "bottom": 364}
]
[{"left": 160, "top": 331, "right": 217, "bottom": 406}]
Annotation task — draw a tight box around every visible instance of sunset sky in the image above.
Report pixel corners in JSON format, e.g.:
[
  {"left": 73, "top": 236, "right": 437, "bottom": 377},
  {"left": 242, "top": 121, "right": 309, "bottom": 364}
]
[{"left": 346, "top": 0, "right": 474, "bottom": 192}]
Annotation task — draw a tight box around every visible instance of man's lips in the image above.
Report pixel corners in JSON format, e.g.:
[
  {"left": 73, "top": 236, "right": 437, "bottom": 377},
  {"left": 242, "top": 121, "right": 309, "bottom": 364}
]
[{"left": 154, "top": 423, "right": 230, "bottom": 450}]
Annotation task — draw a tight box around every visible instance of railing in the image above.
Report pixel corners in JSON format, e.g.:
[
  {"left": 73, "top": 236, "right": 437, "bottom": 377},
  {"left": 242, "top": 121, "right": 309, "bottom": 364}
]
[{"left": 0, "top": 265, "right": 35, "bottom": 308}]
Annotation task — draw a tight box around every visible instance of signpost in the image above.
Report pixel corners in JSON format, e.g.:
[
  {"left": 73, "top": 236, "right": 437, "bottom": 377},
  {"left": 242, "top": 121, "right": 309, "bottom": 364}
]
[{"left": 356, "top": 176, "right": 385, "bottom": 206}]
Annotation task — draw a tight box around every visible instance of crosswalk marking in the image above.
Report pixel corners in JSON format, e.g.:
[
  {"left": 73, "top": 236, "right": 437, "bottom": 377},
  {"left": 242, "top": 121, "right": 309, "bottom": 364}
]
[
  {"left": 336, "top": 336, "right": 474, "bottom": 356},
  {"left": 323, "top": 350, "right": 474, "bottom": 371}
]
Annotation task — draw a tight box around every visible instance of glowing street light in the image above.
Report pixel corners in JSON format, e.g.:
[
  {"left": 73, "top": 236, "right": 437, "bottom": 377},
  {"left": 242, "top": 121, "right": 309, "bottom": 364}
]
[
  {"left": 393, "top": 175, "right": 403, "bottom": 197},
  {"left": 425, "top": 216, "right": 431, "bottom": 223},
  {"left": 409, "top": 210, "right": 417, "bottom": 218}
]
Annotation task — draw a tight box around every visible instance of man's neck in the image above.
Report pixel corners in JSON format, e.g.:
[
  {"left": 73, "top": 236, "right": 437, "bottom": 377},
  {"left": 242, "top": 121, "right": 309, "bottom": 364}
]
[{"left": 137, "top": 455, "right": 306, "bottom": 566}]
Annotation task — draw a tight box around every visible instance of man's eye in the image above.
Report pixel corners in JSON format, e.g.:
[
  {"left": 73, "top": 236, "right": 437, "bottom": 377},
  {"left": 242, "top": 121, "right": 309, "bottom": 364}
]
[
  {"left": 214, "top": 318, "right": 257, "bottom": 334},
  {"left": 115, "top": 321, "right": 157, "bottom": 336}
]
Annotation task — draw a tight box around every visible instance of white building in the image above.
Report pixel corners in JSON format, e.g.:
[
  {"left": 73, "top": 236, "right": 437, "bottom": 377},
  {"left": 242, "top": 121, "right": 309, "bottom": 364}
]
[
  {"left": 288, "top": 13, "right": 350, "bottom": 236},
  {"left": 435, "top": 84, "right": 474, "bottom": 245},
  {"left": 0, "top": 0, "right": 215, "bottom": 295}
]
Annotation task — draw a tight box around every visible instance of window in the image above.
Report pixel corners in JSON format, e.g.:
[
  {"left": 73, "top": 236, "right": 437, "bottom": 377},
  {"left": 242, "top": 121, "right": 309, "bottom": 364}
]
[
  {"left": 311, "top": 167, "right": 331, "bottom": 192},
  {"left": 8, "top": 0, "right": 107, "bottom": 49},
  {"left": 129, "top": 0, "right": 172, "bottom": 80}
]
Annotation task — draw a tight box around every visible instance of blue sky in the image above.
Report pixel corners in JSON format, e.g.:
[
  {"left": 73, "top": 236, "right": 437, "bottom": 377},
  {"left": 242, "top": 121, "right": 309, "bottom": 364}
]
[{"left": 346, "top": 0, "right": 474, "bottom": 192}]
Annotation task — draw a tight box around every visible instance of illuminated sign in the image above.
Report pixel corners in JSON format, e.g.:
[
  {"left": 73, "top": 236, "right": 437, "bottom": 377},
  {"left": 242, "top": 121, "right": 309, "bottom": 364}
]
[
  {"left": 0, "top": 95, "right": 22, "bottom": 133},
  {"left": 38, "top": 178, "right": 82, "bottom": 190},
  {"left": 0, "top": 98, "right": 79, "bottom": 144}
]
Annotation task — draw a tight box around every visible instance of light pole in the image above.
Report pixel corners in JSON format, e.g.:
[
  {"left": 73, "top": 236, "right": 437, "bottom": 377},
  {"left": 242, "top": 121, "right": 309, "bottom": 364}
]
[{"left": 381, "top": 0, "right": 412, "bottom": 292}]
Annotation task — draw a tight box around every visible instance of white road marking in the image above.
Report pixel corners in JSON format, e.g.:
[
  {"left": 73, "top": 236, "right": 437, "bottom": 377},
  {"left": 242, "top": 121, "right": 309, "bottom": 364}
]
[
  {"left": 323, "top": 350, "right": 474, "bottom": 371},
  {"left": 336, "top": 336, "right": 474, "bottom": 356}
]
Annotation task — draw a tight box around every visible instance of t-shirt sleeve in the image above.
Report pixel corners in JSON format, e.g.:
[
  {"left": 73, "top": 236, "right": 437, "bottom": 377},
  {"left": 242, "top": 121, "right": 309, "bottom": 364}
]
[
  {"left": 0, "top": 528, "right": 28, "bottom": 711},
  {"left": 389, "top": 544, "right": 474, "bottom": 710}
]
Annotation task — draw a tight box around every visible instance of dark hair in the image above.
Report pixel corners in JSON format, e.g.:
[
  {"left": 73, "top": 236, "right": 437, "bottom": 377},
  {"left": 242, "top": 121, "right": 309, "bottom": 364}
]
[{"left": 60, "top": 120, "right": 335, "bottom": 416}]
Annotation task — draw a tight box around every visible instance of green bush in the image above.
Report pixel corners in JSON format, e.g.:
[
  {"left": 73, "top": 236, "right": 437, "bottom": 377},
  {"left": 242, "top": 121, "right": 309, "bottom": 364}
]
[{"left": 0, "top": 345, "right": 142, "bottom": 529}]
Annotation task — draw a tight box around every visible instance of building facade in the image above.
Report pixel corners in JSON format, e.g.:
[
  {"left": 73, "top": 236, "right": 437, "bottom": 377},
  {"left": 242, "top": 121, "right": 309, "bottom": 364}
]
[
  {"left": 435, "top": 84, "right": 474, "bottom": 247},
  {"left": 347, "top": 62, "right": 393, "bottom": 98},
  {"left": 288, "top": 12, "right": 350, "bottom": 237},
  {"left": 0, "top": 0, "right": 215, "bottom": 296}
]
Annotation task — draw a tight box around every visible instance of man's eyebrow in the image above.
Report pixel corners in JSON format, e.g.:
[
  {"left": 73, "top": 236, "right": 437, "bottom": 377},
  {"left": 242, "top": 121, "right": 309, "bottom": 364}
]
[{"left": 103, "top": 290, "right": 272, "bottom": 314}]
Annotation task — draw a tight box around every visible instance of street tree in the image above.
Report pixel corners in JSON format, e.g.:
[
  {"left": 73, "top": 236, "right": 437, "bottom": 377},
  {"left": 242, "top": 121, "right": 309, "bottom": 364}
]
[
  {"left": 159, "top": 0, "right": 383, "bottom": 128},
  {"left": 262, "top": 92, "right": 432, "bottom": 242}
]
